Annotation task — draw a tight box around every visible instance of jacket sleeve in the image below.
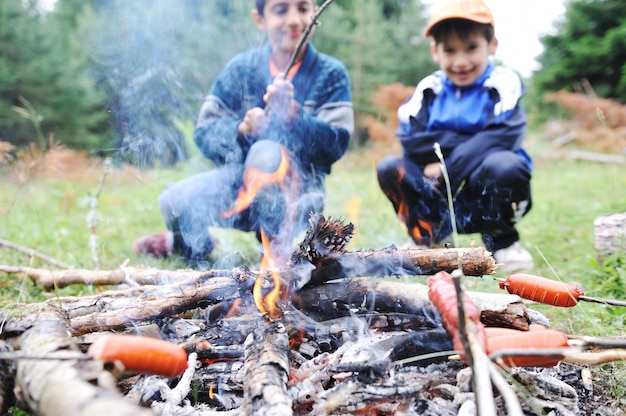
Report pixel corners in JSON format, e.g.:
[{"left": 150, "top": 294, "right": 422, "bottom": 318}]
[
  {"left": 444, "top": 105, "right": 527, "bottom": 182},
  {"left": 193, "top": 58, "right": 257, "bottom": 166},
  {"left": 396, "top": 73, "right": 446, "bottom": 165},
  {"left": 271, "top": 66, "right": 353, "bottom": 167}
]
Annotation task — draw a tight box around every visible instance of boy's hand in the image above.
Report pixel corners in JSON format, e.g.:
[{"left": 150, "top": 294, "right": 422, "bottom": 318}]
[
  {"left": 423, "top": 162, "right": 442, "bottom": 187},
  {"left": 263, "top": 73, "right": 299, "bottom": 121},
  {"left": 238, "top": 107, "right": 268, "bottom": 136}
]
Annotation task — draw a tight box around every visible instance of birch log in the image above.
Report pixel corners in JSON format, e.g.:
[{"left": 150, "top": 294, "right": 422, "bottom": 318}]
[
  {"left": 243, "top": 321, "right": 292, "bottom": 415},
  {"left": 594, "top": 212, "right": 626, "bottom": 255},
  {"left": 14, "top": 306, "right": 152, "bottom": 416}
]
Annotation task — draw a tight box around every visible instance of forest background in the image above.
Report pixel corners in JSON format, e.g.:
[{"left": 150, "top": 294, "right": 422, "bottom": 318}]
[{"left": 2, "top": 0, "right": 626, "bottom": 165}]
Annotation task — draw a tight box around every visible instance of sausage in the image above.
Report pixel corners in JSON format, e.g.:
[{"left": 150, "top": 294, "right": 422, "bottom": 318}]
[
  {"left": 499, "top": 273, "right": 584, "bottom": 307},
  {"left": 427, "top": 271, "right": 487, "bottom": 354},
  {"left": 486, "top": 329, "right": 570, "bottom": 367},
  {"left": 88, "top": 334, "right": 188, "bottom": 377}
]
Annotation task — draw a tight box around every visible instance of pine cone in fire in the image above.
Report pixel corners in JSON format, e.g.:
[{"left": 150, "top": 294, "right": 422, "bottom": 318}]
[{"left": 294, "top": 213, "right": 354, "bottom": 263}]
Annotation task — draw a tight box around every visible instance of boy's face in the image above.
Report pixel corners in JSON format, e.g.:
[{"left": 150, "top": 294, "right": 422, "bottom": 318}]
[
  {"left": 252, "top": 0, "right": 316, "bottom": 56},
  {"left": 430, "top": 30, "right": 498, "bottom": 87}
]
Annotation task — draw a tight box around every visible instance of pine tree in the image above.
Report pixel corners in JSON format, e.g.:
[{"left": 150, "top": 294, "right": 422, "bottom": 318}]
[
  {"left": 534, "top": 0, "right": 626, "bottom": 102},
  {"left": 0, "top": 0, "right": 108, "bottom": 151}
]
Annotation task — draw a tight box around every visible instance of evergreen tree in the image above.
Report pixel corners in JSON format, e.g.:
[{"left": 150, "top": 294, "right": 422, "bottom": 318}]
[
  {"left": 0, "top": 0, "right": 108, "bottom": 151},
  {"left": 314, "top": 0, "right": 435, "bottom": 141},
  {"left": 533, "top": 0, "right": 626, "bottom": 102},
  {"left": 86, "top": 0, "right": 257, "bottom": 166}
]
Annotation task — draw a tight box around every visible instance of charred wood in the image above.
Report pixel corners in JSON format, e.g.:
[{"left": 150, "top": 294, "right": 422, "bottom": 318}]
[
  {"left": 243, "top": 321, "right": 292, "bottom": 415},
  {"left": 68, "top": 270, "right": 255, "bottom": 336},
  {"left": 0, "top": 340, "right": 16, "bottom": 414},
  {"left": 295, "top": 279, "right": 531, "bottom": 331},
  {"left": 305, "top": 246, "right": 497, "bottom": 287}
]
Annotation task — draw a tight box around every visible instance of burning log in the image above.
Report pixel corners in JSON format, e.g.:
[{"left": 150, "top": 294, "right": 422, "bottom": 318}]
[
  {"left": 0, "top": 268, "right": 256, "bottom": 338},
  {"left": 304, "top": 246, "right": 497, "bottom": 286},
  {"left": 3, "top": 213, "right": 619, "bottom": 415},
  {"left": 295, "top": 278, "right": 531, "bottom": 331},
  {"left": 243, "top": 321, "right": 292, "bottom": 415},
  {"left": 66, "top": 269, "right": 255, "bottom": 336}
]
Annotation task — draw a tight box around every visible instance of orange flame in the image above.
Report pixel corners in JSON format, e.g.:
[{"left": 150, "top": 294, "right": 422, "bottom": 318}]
[
  {"left": 221, "top": 146, "right": 301, "bottom": 319},
  {"left": 209, "top": 383, "right": 214, "bottom": 400},
  {"left": 221, "top": 147, "right": 292, "bottom": 219},
  {"left": 410, "top": 219, "right": 434, "bottom": 245},
  {"left": 253, "top": 228, "right": 284, "bottom": 320},
  {"left": 392, "top": 164, "right": 434, "bottom": 245}
]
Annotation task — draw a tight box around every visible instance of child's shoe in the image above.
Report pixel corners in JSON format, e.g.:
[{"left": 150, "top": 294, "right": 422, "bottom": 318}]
[
  {"left": 493, "top": 242, "right": 534, "bottom": 272},
  {"left": 133, "top": 231, "right": 174, "bottom": 258}
]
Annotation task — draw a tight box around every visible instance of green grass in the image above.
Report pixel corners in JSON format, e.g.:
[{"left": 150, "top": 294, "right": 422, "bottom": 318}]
[{"left": 1, "top": 129, "right": 626, "bottom": 403}]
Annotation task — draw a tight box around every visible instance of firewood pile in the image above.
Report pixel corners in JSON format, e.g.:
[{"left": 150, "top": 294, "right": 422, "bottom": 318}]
[{"left": 0, "top": 215, "right": 624, "bottom": 416}]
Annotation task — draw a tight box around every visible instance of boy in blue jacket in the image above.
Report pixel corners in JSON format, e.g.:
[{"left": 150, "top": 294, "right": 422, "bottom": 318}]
[
  {"left": 133, "top": 0, "right": 354, "bottom": 263},
  {"left": 377, "top": 0, "right": 534, "bottom": 271}
]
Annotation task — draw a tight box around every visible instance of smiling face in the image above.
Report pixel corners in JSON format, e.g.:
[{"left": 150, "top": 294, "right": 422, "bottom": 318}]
[
  {"left": 430, "top": 29, "right": 498, "bottom": 87},
  {"left": 252, "top": 0, "right": 316, "bottom": 65}
]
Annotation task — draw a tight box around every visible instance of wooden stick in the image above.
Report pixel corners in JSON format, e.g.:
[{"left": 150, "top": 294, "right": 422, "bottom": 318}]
[
  {"left": 579, "top": 295, "right": 626, "bottom": 307},
  {"left": 3, "top": 245, "right": 495, "bottom": 292},
  {"left": 0, "top": 264, "right": 234, "bottom": 291},
  {"left": 307, "top": 246, "right": 497, "bottom": 287},
  {"left": 0, "top": 239, "right": 73, "bottom": 269},
  {"left": 284, "top": 0, "right": 335, "bottom": 75}
]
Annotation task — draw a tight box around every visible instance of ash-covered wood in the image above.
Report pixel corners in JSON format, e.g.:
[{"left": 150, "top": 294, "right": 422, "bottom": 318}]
[{"left": 243, "top": 321, "right": 292, "bottom": 415}]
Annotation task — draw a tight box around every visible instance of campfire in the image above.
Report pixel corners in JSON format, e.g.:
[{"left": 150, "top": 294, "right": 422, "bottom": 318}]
[{"left": 1, "top": 213, "right": 625, "bottom": 416}]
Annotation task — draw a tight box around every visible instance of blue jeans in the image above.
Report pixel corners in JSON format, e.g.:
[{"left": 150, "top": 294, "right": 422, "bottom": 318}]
[
  {"left": 159, "top": 140, "right": 325, "bottom": 262},
  {"left": 376, "top": 150, "right": 532, "bottom": 251}
]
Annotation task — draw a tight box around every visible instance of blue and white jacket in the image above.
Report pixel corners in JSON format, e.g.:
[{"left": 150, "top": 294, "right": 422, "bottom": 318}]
[
  {"left": 194, "top": 43, "right": 354, "bottom": 178},
  {"left": 397, "top": 61, "right": 531, "bottom": 185}
]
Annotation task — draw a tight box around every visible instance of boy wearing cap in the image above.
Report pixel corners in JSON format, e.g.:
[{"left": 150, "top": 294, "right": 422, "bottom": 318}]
[{"left": 377, "top": 0, "right": 534, "bottom": 271}]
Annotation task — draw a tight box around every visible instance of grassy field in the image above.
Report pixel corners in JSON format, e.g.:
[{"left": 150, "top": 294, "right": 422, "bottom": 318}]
[{"left": 1, "top": 128, "right": 626, "bottom": 403}]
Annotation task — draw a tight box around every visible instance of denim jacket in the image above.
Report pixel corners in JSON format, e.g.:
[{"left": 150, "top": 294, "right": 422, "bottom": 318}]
[{"left": 194, "top": 43, "right": 354, "bottom": 178}]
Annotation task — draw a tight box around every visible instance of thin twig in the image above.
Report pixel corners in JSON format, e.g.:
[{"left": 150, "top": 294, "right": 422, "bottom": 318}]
[
  {"left": 285, "top": 0, "right": 335, "bottom": 75},
  {"left": 87, "top": 158, "right": 112, "bottom": 270},
  {"left": 0, "top": 238, "right": 73, "bottom": 269},
  {"left": 579, "top": 295, "right": 626, "bottom": 307},
  {"left": 488, "top": 364, "right": 524, "bottom": 416}
]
